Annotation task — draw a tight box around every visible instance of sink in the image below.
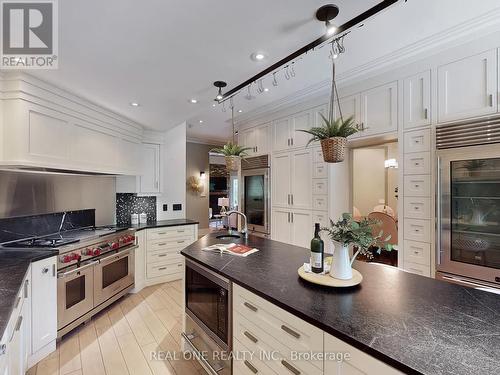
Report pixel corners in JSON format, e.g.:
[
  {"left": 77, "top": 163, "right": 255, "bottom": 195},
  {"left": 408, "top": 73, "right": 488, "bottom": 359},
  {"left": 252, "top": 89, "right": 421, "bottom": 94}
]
[{"left": 215, "top": 234, "right": 241, "bottom": 240}]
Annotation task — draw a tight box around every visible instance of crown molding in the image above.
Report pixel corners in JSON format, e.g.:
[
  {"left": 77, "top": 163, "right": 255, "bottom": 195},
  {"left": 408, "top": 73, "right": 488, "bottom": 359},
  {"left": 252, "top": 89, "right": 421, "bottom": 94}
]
[
  {"left": 187, "top": 136, "right": 225, "bottom": 146},
  {"left": 236, "top": 7, "right": 500, "bottom": 128}
]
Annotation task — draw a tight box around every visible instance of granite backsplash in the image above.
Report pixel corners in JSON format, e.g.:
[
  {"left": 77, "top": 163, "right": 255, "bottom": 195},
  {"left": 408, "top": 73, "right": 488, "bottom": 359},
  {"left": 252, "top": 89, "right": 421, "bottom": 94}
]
[{"left": 116, "top": 194, "right": 156, "bottom": 225}]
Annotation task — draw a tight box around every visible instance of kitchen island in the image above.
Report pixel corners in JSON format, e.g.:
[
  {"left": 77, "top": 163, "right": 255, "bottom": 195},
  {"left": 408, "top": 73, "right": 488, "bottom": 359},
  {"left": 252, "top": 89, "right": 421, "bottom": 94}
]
[{"left": 181, "top": 232, "right": 500, "bottom": 375}]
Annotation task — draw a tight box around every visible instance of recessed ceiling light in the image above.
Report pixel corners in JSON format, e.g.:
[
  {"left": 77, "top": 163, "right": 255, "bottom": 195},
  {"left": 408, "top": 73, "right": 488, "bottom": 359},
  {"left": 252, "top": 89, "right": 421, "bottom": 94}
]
[
  {"left": 212, "top": 103, "right": 216, "bottom": 107},
  {"left": 130, "top": 102, "right": 140, "bottom": 107},
  {"left": 264, "top": 88, "right": 269, "bottom": 92},
  {"left": 238, "top": 109, "right": 243, "bottom": 113},
  {"left": 190, "top": 98, "right": 198, "bottom": 104},
  {"left": 251, "top": 52, "right": 267, "bottom": 62},
  {"left": 199, "top": 120, "right": 203, "bottom": 123}
]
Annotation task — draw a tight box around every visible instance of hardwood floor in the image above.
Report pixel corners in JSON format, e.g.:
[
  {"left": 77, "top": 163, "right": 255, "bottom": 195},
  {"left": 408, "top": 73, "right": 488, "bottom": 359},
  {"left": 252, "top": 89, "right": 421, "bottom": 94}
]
[{"left": 28, "top": 281, "right": 205, "bottom": 375}]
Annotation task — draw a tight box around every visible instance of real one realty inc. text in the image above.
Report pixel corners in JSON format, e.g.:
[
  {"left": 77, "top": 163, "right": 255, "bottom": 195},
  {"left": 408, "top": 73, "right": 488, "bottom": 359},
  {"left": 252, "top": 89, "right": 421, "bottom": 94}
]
[{"left": 149, "top": 349, "right": 351, "bottom": 362}]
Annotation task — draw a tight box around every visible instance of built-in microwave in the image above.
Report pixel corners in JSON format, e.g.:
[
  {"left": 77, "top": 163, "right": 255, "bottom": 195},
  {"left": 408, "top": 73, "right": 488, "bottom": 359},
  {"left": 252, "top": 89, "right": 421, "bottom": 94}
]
[{"left": 184, "top": 259, "right": 232, "bottom": 375}]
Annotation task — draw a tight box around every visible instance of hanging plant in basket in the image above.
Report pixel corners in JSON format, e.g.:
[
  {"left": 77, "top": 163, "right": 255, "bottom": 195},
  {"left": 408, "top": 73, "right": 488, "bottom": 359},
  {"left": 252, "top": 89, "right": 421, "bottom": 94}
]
[
  {"left": 210, "top": 142, "right": 252, "bottom": 172},
  {"left": 299, "top": 114, "right": 359, "bottom": 163}
]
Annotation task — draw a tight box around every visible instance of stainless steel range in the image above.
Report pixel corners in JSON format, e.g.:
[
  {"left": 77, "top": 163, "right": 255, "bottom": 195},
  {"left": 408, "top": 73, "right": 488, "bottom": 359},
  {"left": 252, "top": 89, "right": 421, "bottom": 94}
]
[{"left": 6, "top": 226, "right": 137, "bottom": 337}]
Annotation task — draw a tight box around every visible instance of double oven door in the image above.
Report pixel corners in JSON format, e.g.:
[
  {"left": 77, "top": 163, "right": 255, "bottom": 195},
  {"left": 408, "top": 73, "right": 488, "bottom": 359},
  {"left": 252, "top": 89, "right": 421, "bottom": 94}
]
[
  {"left": 437, "top": 144, "right": 500, "bottom": 287},
  {"left": 58, "top": 246, "right": 136, "bottom": 330}
]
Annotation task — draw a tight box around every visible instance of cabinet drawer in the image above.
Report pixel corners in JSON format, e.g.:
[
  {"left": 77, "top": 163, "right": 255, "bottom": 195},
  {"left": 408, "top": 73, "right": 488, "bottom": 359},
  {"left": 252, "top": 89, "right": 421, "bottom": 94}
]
[
  {"left": 404, "top": 219, "right": 431, "bottom": 242},
  {"left": 404, "top": 175, "right": 431, "bottom": 197},
  {"left": 146, "top": 260, "right": 183, "bottom": 278},
  {"left": 404, "top": 152, "right": 431, "bottom": 175},
  {"left": 147, "top": 237, "right": 193, "bottom": 252},
  {"left": 233, "top": 339, "right": 278, "bottom": 375},
  {"left": 312, "top": 212, "right": 328, "bottom": 228},
  {"left": 404, "top": 261, "right": 431, "bottom": 277},
  {"left": 404, "top": 129, "right": 431, "bottom": 153},
  {"left": 312, "top": 196, "right": 328, "bottom": 211},
  {"left": 313, "top": 163, "right": 327, "bottom": 178},
  {"left": 234, "top": 312, "right": 322, "bottom": 375},
  {"left": 404, "top": 240, "right": 431, "bottom": 266},
  {"left": 147, "top": 249, "right": 182, "bottom": 264},
  {"left": 233, "top": 285, "right": 323, "bottom": 366},
  {"left": 404, "top": 197, "right": 431, "bottom": 219},
  {"left": 312, "top": 179, "right": 328, "bottom": 195},
  {"left": 313, "top": 148, "right": 324, "bottom": 163},
  {"left": 147, "top": 226, "right": 194, "bottom": 242}
]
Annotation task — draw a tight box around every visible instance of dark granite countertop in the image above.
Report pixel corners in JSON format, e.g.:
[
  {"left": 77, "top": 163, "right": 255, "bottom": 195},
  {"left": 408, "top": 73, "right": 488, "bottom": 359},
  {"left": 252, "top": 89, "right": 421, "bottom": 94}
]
[
  {"left": 181, "top": 232, "right": 500, "bottom": 375},
  {"left": 127, "top": 219, "right": 199, "bottom": 231},
  {"left": 0, "top": 248, "right": 58, "bottom": 341}
]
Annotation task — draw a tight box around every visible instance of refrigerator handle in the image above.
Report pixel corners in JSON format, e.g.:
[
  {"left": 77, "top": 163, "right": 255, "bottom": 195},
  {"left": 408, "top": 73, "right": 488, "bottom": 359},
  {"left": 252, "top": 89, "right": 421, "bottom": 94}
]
[{"left": 436, "top": 156, "right": 442, "bottom": 266}]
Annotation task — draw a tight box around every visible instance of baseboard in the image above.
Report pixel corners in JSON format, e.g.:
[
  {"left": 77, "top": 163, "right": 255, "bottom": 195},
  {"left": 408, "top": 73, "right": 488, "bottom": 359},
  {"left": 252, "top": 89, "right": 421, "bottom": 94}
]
[{"left": 28, "top": 340, "right": 56, "bottom": 368}]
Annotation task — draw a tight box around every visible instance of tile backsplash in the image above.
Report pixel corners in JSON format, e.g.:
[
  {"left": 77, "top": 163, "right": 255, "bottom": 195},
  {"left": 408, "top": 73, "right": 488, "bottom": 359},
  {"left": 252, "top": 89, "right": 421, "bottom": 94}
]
[{"left": 116, "top": 194, "right": 157, "bottom": 225}]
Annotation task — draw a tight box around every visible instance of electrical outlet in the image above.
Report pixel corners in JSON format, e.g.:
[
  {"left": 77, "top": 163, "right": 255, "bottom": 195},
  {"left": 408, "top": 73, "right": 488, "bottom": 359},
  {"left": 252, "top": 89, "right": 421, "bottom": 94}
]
[
  {"left": 163, "top": 204, "right": 168, "bottom": 211},
  {"left": 173, "top": 204, "right": 182, "bottom": 211}
]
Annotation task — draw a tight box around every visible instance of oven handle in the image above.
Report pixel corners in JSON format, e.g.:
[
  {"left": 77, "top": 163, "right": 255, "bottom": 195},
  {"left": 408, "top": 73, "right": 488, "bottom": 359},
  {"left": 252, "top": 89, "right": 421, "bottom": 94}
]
[
  {"left": 181, "top": 332, "right": 222, "bottom": 375},
  {"left": 436, "top": 156, "right": 442, "bottom": 266},
  {"left": 98, "top": 245, "right": 137, "bottom": 267},
  {"left": 57, "top": 260, "right": 99, "bottom": 279}
]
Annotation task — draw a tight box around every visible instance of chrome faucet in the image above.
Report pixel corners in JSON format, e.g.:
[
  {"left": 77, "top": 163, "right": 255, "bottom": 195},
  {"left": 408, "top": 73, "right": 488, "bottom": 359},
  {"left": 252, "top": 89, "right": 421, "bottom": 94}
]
[{"left": 226, "top": 210, "right": 248, "bottom": 239}]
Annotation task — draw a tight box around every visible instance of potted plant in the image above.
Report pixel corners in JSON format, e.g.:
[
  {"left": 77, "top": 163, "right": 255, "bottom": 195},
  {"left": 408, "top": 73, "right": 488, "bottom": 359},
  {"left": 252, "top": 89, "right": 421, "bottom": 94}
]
[
  {"left": 210, "top": 142, "right": 252, "bottom": 172},
  {"left": 299, "top": 114, "right": 359, "bottom": 163},
  {"left": 322, "top": 213, "right": 393, "bottom": 280}
]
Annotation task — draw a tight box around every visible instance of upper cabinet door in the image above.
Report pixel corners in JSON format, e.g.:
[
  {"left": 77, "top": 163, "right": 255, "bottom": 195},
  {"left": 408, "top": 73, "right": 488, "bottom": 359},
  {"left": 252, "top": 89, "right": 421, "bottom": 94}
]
[
  {"left": 140, "top": 143, "right": 160, "bottom": 193},
  {"left": 273, "top": 118, "right": 290, "bottom": 152},
  {"left": 290, "top": 149, "right": 313, "bottom": 210},
  {"left": 291, "top": 111, "right": 312, "bottom": 149},
  {"left": 312, "top": 104, "right": 328, "bottom": 127},
  {"left": 361, "top": 81, "right": 398, "bottom": 136},
  {"left": 272, "top": 152, "right": 291, "bottom": 207},
  {"left": 336, "top": 94, "right": 361, "bottom": 138},
  {"left": 240, "top": 128, "right": 256, "bottom": 156},
  {"left": 438, "top": 50, "right": 497, "bottom": 123},
  {"left": 404, "top": 70, "right": 431, "bottom": 129},
  {"left": 254, "top": 123, "right": 270, "bottom": 155}
]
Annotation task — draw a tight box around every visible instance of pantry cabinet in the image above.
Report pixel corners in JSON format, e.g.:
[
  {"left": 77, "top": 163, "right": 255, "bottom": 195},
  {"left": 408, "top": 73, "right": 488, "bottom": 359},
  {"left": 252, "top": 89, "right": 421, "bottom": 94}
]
[
  {"left": 404, "top": 70, "right": 431, "bottom": 129},
  {"left": 437, "top": 49, "right": 498, "bottom": 123},
  {"left": 272, "top": 111, "right": 312, "bottom": 152},
  {"left": 272, "top": 149, "right": 312, "bottom": 210}
]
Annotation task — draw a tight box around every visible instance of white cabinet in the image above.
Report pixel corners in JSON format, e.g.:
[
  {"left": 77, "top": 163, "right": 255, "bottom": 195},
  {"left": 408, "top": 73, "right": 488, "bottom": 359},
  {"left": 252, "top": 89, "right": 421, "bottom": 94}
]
[
  {"left": 336, "top": 94, "right": 361, "bottom": 133},
  {"left": 272, "top": 208, "right": 312, "bottom": 248},
  {"left": 324, "top": 333, "right": 402, "bottom": 374},
  {"left": 404, "top": 70, "right": 431, "bottom": 129},
  {"left": 272, "top": 112, "right": 312, "bottom": 151},
  {"left": 31, "top": 257, "right": 57, "bottom": 354},
  {"left": 116, "top": 142, "right": 162, "bottom": 195},
  {"left": 239, "top": 123, "right": 270, "bottom": 156},
  {"left": 438, "top": 49, "right": 497, "bottom": 123},
  {"left": 272, "top": 149, "right": 312, "bottom": 210},
  {"left": 360, "top": 81, "right": 398, "bottom": 136}
]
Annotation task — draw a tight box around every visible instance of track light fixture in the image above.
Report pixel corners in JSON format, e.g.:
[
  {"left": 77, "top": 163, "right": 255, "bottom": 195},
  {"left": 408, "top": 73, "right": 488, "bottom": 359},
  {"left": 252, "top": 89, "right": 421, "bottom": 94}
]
[
  {"left": 213, "top": 81, "right": 227, "bottom": 101},
  {"left": 316, "top": 4, "right": 339, "bottom": 37}
]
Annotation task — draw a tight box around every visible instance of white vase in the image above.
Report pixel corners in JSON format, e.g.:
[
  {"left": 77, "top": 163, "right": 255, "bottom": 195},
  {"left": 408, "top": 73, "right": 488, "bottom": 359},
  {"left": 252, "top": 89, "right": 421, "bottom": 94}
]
[{"left": 330, "top": 244, "right": 353, "bottom": 280}]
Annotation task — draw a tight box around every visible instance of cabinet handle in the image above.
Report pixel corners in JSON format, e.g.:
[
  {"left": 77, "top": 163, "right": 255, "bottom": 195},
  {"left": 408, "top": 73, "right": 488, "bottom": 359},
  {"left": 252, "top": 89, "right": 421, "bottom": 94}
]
[
  {"left": 291, "top": 138, "right": 294, "bottom": 146},
  {"left": 177, "top": 240, "right": 185, "bottom": 244},
  {"left": 0, "top": 344, "right": 5, "bottom": 356},
  {"left": 281, "top": 324, "right": 301, "bottom": 339},
  {"left": 15, "top": 316, "right": 23, "bottom": 332},
  {"left": 14, "top": 296, "right": 21, "bottom": 309},
  {"left": 244, "top": 331, "right": 258, "bottom": 343},
  {"left": 489, "top": 94, "right": 494, "bottom": 107},
  {"left": 177, "top": 263, "right": 182, "bottom": 267},
  {"left": 288, "top": 212, "right": 290, "bottom": 223},
  {"left": 177, "top": 230, "right": 185, "bottom": 233},
  {"left": 287, "top": 194, "right": 290, "bottom": 205},
  {"left": 291, "top": 195, "right": 293, "bottom": 205},
  {"left": 53, "top": 264, "right": 56, "bottom": 277},
  {"left": 158, "top": 232, "right": 166, "bottom": 235},
  {"left": 243, "top": 301, "right": 258, "bottom": 312},
  {"left": 244, "top": 360, "right": 258, "bottom": 374},
  {"left": 287, "top": 138, "right": 290, "bottom": 146},
  {"left": 158, "top": 267, "right": 167, "bottom": 271},
  {"left": 255, "top": 146, "right": 258, "bottom": 153},
  {"left": 24, "top": 279, "right": 29, "bottom": 298},
  {"left": 291, "top": 212, "right": 294, "bottom": 223},
  {"left": 158, "top": 254, "right": 167, "bottom": 257},
  {"left": 424, "top": 108, "right": 428, "bottom": 119},
  {"left": 158, "top": 242, "right": 167, "bottom": 246},
  {"left": 281, "top": 360, "right": 301, "bottom": 375}
]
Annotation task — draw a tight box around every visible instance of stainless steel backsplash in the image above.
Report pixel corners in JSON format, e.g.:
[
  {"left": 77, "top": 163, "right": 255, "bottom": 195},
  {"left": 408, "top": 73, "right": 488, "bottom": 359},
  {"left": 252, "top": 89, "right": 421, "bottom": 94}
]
[{"left": 0, "top": 171, "right": 116, "bottom": 224}]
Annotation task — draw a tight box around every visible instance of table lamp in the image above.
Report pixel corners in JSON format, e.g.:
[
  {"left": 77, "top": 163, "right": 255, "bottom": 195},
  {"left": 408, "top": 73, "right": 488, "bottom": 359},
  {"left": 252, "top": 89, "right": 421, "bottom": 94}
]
[{"left": 218, "top": 197, "right": 229, "bottom": 215}]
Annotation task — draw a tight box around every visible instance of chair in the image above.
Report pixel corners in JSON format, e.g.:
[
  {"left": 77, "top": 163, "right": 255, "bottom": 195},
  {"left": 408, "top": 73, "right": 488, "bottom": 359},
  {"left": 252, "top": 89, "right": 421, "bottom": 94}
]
[
  {"left": 372, "top": 203, "right": 395, "bottom": 218},
  {"left": 368, "top": 211, "right": 398, "bottom": 248}
]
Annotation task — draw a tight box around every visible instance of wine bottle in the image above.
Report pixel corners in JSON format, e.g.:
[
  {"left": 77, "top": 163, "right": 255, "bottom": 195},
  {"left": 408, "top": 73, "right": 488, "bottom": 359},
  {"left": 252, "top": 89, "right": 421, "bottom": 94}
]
[{"left": 310, "top": 223, "right": 324, "bottom": 273}]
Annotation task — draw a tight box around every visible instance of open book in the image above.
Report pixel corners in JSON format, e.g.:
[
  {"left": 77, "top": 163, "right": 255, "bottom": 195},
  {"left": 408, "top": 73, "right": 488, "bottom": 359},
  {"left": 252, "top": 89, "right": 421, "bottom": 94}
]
[{"left": 202, "top": 243, "right": 259, "bottom": 257}]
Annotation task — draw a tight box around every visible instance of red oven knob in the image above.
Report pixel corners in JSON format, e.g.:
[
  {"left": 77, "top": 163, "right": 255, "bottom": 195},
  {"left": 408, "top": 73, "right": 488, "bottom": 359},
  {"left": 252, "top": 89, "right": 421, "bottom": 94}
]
[
  {"left": 60, "top": 254, "right": 71, "bottom": 263},
  {"left": 93, "top": 248, "right": 101, "bottom": 256},
  {"left": 110, "top": 242, "right": 119, "bottom": 250},
  {"left": 71, "top": 253, "right": 80, "bottom": 261},
  {"left": 83, "top": 248, "right": 93, "bottom": 256}
]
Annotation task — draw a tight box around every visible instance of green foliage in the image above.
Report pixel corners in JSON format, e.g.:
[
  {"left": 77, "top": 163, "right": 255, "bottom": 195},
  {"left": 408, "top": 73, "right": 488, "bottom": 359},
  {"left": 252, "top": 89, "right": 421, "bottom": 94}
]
[
  {"left": 210, "top": 142, "right": 253, "bottom": 157},
  {"left": 321, "top": 213, "right": 393, "bottom": 259},
  {"left": 298, "top": 114, "right": 360, "bottom": 146}
]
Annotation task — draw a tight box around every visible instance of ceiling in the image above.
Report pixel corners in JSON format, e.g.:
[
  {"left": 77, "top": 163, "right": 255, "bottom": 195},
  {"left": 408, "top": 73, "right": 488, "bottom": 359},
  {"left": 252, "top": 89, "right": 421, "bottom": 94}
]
[{"left": 28, "top": 0, "right": 500, "bottom": 143}]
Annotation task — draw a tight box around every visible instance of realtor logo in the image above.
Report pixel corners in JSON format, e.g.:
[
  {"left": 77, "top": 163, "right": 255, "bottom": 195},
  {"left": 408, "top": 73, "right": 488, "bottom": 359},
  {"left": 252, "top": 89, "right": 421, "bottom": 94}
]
[{"left": 1, "top": 0, "right": 58, "bottom": 69}]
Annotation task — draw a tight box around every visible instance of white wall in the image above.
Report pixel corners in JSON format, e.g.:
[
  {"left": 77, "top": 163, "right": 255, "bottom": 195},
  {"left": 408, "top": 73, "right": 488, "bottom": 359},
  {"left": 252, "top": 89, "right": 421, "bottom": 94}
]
[{"left": 156, "top": 122, "right": 187, "bottom": 220}]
